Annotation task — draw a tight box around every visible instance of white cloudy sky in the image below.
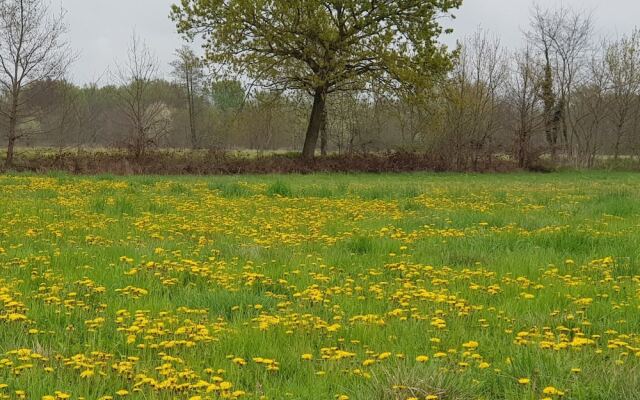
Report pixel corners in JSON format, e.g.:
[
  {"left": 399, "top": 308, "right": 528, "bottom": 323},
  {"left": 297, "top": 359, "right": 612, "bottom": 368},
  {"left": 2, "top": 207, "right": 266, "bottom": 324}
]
[{"left": 52, "top": 0, "right": 639, "bottom": 84}]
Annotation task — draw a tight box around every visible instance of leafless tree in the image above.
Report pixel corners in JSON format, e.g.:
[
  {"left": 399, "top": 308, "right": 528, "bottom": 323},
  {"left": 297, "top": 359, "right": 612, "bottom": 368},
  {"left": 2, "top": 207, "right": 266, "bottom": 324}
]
[
  {"left": 75, "top": 80, "right": 105, "bottom": 152},
  {"left": 570, "top": 47, "right": 610, "bottom": 167},
  {"left": 393, "top": 97, "right": 425, "bottom": 148},
  {"left": 526, "top": 6, "right": 558, "bottom": 161},
  {"left": 604, "top": 30, "right": 640, "bottom": 161},
  {"left": 325, "top": 91, "right": 373, "bottom": 155},
  {"left": 441, "top": 29, "right": 508, "bottom": 169},
  {"left": 171, "top": 46, "right": 205, "bottom": 149},
  {"left": 0, "top": 0, "right": 74, "bottom": 167},
  {"left": 527, "top": 4, "right": 593, "bottom": 160},
  {"left": 242, "top": 90, "right": 279, "bottom": 154},
  {"left": 49, "top": 80, "right": 80, "bottom": 153},
  {"left": 114, "top": 34, "right": 169, "bottom": 158},
  {"left": 507, "top": 48, "right": 544, "bottom": 168}
]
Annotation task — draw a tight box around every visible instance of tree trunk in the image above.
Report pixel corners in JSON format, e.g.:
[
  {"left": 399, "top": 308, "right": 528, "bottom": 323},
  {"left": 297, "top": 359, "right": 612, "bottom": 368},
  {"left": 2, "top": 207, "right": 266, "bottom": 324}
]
[
  {"left": 187, "top": 78, "right": 198, "bottom": 149},
  {"left": 541, "top": 51, "right": 558, "bottom": 163},
  {"left": 189, "top": 102, "right": 197, "bottom": 149},
  {"left": 302, "top": 88, "right": 327, "bottom": 160},
  {"left": 320, "top": 106, "right": 328, "bottom": 157},
  {"left": 559, "top": 98, "right": 569, "bottom": 160},
  {"left": 613, "top": 123, "right": 624, "bottom": 162},
  {"left": 5, "top": 136, "right": 15, "bottom": 169},
  {"left": 134, "top": 126, "right": 145, "bottom": 159},
  {"left": 5, "top": 97, "right": 19, "bottom": 168},
  {"left": 517, "top": 127, "right": 528, "bottom": 169}
]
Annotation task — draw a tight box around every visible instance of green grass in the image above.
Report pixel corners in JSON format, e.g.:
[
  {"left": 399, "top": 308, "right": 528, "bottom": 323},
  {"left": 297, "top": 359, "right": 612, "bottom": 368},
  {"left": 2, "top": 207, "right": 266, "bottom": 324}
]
[{"left": 0, "top": 171, "right": 639, "bottom": 399}]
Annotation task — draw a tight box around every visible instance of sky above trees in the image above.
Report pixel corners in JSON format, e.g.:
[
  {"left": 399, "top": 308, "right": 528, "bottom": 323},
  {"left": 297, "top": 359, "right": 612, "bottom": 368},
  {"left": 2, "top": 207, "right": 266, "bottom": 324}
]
[{"left": 52, "top": 0, "right": 639, "bottom": 84}]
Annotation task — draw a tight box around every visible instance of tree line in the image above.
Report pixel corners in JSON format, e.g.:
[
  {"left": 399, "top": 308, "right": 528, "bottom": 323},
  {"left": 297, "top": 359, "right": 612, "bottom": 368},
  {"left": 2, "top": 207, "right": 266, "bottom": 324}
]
[{"left": 2, "top": 0, "right": 640, "bottom": 170}]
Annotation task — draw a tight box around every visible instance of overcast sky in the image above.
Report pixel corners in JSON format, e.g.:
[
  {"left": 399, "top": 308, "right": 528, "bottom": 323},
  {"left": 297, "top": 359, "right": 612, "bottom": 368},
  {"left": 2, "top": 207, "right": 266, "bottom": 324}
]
[{"left": 52, "top": 0, "right": 639, "bottom": 85}]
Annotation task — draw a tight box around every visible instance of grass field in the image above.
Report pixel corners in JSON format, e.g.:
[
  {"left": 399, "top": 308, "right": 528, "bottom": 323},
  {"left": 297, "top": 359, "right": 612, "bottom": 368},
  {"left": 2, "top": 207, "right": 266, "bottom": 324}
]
[{"left": 1, "top": 172, "right": 639, "bottom": 400}]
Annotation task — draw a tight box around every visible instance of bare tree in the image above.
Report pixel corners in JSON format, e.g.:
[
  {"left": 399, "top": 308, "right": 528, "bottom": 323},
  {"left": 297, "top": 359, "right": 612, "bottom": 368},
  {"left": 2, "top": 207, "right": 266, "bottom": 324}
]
[
  {"left": 507, "top": 48, "right": 544, "bottom": 168},
  {"left": 570, "top": 49, "right": 610, "bottom": 167},
  {"left": 47, "top": 80, "right": 80, "bottom": 152},
  {"left": 171, "top": 46, "right": 205, "bottom": 149},
  {"left": 243, "top": 90, "right": 280, "bottom": 154},
  {"left": 75, "top": 81, "right": 105, "bottom": 152},
  {"left": 527, "top": 6, "right": 559, "bottom": 161},
  {"left": 326, "top": 91, "right": 371, "bottom": 155},
  {"left": 0, "top": 0, "right": 74, "bottom": 167},
  {"left": 605, "top": 30, "right": 640, "bottom": 161},
  {"left": 393, "top": 96, "right": 426, "bottom": 148},
  {"left": 441, "top": 29, "right": 508, "bottom": 169},
  {"left": 114, "top": 34, "right": 168, "bottom": 158},
  {"left": 527, "top": 4, "right": 593, "bottom": 160}
]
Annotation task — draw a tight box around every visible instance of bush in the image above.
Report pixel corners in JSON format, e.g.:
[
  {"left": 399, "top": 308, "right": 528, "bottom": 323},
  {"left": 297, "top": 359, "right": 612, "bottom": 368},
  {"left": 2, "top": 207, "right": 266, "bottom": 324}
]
[{"left": 2, "top": 149, "right": 518, "bottom": 175}]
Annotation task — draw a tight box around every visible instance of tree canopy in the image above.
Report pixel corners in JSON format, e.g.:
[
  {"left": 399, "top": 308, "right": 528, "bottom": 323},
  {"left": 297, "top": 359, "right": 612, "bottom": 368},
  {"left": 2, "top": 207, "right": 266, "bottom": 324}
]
[{"left": 171, "top": 0, "right": 462, "bottom": 158}]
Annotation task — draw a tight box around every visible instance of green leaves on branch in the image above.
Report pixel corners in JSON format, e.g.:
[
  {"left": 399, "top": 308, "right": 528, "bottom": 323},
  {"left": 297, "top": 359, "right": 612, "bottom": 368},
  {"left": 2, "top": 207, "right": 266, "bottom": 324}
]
[{"left": 170, "top": 0, "right": 462, "bottom": 94}]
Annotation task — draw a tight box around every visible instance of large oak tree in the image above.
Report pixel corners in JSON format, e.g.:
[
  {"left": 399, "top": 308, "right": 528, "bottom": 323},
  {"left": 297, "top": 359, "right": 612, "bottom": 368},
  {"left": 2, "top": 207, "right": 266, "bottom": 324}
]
[{"left": 171, "top": 0, "right": 462, "bottom": 159}]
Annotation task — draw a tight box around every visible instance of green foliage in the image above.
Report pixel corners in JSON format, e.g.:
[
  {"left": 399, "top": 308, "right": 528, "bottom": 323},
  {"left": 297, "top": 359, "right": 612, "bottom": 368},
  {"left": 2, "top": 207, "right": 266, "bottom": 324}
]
[
  {"left": 210, "top": 79, "right": 245, "bottom": 111},
  {"left": 171, "top": 0, "right": 462, "bottom": 94}
]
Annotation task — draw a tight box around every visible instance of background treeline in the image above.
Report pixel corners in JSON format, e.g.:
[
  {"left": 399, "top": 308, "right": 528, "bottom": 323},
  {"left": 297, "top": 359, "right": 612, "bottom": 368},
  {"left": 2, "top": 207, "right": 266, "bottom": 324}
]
[
  {"left": 18, "top": 73, "right": 308, "bottom": 153},
  {"left": 3, "top": 2, "right": 640, "bottom": 172}
]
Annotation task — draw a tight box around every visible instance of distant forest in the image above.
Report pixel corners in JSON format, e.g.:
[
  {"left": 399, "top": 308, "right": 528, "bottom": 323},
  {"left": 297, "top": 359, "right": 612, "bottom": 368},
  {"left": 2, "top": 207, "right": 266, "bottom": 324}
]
[{"left": 2, "top": 0, "right": 640, "bottom": 171}]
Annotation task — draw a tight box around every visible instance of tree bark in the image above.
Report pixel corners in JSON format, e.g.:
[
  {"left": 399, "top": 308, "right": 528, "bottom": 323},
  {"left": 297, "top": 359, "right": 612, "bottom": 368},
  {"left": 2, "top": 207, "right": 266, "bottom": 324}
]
[
  {"left": 302, "top": 87, "right": 327, "bottom": 160},
  {"left": 320, "top": 106, "right": 328, "bottom": 157},
  {"left": 516, "top": 125, "right": 528, "bottom": 169},
  {"left": 613, "top": 122, "right": 624, "bottom": 162},
  {"left": 187, "top": 73, "right": 198, "bottom": 149},
  {"left": 541, "top": 50, "right": 558, "bottom": 162},
  {"left": 5, "top": 95, "right": 19, "bottom": 168},
  {"left": 5, "top": 136, "right": 15, "bottom": 168}
]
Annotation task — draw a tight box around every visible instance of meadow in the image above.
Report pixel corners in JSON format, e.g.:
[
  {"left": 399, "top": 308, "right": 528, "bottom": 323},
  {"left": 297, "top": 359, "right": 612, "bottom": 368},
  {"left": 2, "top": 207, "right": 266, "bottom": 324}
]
[{"left": 0, "top": 172, "right": 639, "bottom": 400}]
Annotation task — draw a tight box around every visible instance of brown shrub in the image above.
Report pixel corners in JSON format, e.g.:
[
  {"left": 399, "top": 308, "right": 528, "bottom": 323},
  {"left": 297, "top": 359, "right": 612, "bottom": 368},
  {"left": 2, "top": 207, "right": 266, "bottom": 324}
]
[{"left": 6, "top": 150, "right": 518, "bottom": 175}]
